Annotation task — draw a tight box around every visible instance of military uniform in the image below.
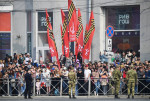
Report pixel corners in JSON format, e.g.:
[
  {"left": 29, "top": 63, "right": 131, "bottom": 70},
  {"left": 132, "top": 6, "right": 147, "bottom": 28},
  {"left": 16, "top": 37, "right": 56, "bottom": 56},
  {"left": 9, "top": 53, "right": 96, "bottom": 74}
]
[
  {"left": 112, "top": 65, "right": 121, "bottom": 98},
  {"left": 126, "top": 65, "right": 137, "bottom": 99},
  {"left": 68, "top": 67, "right": 76, "bottom": 99}
]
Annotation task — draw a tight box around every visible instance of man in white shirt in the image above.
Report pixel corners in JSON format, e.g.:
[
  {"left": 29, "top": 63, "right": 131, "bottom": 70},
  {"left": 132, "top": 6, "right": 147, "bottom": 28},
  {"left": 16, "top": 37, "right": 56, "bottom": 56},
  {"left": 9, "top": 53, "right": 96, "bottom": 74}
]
[
  {"left": 84, "top": 64, "right": 91, "bottom": 81},
  {"left": 84, "top": 64, "right": 91, "bottom": 94}
]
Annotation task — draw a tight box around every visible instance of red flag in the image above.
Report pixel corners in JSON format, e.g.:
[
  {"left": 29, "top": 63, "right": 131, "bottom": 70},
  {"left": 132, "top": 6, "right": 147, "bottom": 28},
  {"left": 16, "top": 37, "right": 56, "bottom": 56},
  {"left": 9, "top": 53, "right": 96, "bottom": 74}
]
[
  {"left": 46, "top": 9, "right": 60, "bottom": 69},
  {"left": 82, "top": 11, "right": 95, "bottom": 60},
  {"left": 63, "top": 30, "right": 70, "bottom": 58},
  {"left": 61, "top": 9, "right": 70, "bottom": 58},
  {"left": 68, "top": 0, "right": 77, "bottom": 42},
  {"left": 75, "top": 8, "right": 83, "bottom": 57}
]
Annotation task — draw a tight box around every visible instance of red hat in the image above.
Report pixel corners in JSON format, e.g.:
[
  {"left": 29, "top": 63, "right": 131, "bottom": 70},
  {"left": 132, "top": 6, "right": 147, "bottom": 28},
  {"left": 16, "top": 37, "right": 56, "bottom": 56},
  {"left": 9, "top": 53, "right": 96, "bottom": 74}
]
[{"left": 85, "top": 64, "right": 88, "bottom": 67}]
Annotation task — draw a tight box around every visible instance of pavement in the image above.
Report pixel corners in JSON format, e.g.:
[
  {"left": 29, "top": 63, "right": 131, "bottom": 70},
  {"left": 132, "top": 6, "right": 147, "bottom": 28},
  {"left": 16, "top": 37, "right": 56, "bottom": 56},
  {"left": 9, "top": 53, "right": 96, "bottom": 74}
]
[{"left": 0, "top": 95, "right": 150, "bottom": 101}]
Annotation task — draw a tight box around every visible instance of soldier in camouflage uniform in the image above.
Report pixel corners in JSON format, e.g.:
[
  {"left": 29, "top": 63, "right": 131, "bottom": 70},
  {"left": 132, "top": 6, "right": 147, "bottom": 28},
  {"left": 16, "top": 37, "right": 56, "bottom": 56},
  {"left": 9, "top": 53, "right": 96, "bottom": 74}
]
[
  {"left": 112, "top": 65, "right": 121, "bottom": 99},
  {"left": 68, "top": 66, "right": 76, "bottom": 99},
  {"left": 126, "top": 65, "right": 137, "bottom": 99}
]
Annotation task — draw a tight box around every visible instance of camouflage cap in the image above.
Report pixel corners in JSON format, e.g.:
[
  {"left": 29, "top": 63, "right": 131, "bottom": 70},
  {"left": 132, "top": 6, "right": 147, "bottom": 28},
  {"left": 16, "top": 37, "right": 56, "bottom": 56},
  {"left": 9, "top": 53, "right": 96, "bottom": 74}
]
[
  {"left": 130, "top": 65, "right": 134, "bottom": 69},
  {"left": 116, "top": 64, "right": 120, "bottom": 68},
  {"left": 71, "top": 66, "right": 74, "bottom": 70}
]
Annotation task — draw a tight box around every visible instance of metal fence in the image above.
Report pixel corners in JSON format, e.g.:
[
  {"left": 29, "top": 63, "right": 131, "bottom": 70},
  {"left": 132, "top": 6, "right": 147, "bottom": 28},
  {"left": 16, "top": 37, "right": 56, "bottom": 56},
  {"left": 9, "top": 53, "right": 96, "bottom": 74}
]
[{"left": 0, "top": 78, "right": 150, "bottom": 96}]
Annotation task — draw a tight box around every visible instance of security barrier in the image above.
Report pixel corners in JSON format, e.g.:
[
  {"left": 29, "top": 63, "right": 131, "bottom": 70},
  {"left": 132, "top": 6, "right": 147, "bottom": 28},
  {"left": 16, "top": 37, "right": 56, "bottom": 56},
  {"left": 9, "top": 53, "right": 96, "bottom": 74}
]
[{"left": 0, "top": 78, "right": 150, "bottom": 96}]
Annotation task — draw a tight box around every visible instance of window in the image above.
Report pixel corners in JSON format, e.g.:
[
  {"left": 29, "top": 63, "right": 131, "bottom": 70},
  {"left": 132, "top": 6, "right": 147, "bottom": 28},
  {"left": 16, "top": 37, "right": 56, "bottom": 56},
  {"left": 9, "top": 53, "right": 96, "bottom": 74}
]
[
  {"left": 0, "top": 33, "right": 11, "bottom": 59},
  {"left": 106, "top": 5, "right": 140, "bottom": 53},
  {"left": 27, "top": 11, "right": 32, "bottom": 55},
  {"left": 38, "top": 12, "right": 53, "bottom": 31},
  {"left": 0, "top": 12, "right": 11, "bottom": 59},
  {"left": 106, "top": 5, "right": 140, "bottom": 30}
]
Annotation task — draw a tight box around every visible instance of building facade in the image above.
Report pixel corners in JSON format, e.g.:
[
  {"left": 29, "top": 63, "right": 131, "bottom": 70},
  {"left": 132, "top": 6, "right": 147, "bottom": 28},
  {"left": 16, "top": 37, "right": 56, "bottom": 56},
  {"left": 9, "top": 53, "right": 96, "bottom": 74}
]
[{"left": 0, "top": 0, "right": 150, "bottom": 62}]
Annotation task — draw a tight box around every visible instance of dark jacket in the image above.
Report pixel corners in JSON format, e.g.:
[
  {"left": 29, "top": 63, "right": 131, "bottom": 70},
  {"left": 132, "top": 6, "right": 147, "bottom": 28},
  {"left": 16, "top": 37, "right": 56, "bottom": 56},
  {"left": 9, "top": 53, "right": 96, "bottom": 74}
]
[{"left": 25, "top": 73, "right": 32, "bottom": 85}]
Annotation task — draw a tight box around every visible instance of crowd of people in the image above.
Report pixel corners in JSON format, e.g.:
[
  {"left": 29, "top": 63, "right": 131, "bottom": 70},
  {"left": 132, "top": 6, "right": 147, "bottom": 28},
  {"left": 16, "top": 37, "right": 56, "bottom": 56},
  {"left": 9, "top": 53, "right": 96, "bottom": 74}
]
[{"left": 0, "top": 50, "right": 150, "bottom": 97}]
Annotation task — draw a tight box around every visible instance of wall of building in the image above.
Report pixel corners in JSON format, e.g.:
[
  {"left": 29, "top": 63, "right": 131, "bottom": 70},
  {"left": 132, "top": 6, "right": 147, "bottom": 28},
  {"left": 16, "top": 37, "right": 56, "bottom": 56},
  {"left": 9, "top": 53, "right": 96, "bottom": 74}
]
[
  {"left": 140, "top": 1, "right": 150, "bottom": 62},
  {"left": 1, "top": 0, "right": 150, "bottom": 62},
  {"left": 11, "top": 0, "right": 27, "bottom": 55}
]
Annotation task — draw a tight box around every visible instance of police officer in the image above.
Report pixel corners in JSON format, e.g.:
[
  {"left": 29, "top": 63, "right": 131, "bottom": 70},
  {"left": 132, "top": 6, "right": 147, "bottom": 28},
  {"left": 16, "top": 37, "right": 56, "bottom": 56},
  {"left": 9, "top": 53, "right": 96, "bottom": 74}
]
[
  {"left": 126, "top": 65, "right": 137, "bottom": 99},
  {"left": 112, "top": 65, "right": 121, "bottom": 99},
  {"left": 68, "top": 66, "right": 76, "bottom": 99},
  {"left": 24, "top": 70, "right": 33, "bottom": 99}
]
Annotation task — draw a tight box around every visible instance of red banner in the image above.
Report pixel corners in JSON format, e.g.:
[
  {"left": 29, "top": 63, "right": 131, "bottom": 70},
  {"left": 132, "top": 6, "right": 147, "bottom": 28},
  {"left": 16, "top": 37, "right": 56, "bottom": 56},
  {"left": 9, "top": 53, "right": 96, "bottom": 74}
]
[
  {"left": 46, "top": 9, "right": 60, "bottom": 69},
  {"left": 68, "top": 0, "right": 77, "bottom": 42},
  {"left": 82, "top": 11, "right": 95, "bottom": 60},
  {"left": 75, "top": 8, "right": 83, "bottom": 56},
  {"left": 61, "top": 9, "right": 70, "bottom": 58}
]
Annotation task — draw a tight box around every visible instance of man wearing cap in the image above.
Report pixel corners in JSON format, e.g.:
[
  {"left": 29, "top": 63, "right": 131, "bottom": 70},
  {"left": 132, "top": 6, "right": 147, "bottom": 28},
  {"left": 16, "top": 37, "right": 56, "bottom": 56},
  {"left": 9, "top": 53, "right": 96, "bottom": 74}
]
[
  {"left": 68, "top": 66, "right": 76, "bottom": 99},
  {"left": 112, "top": 64, "right": 121, "bottom": 99},
  {"left": 126, "top": 65, "right": 137, "bottom": 99}
]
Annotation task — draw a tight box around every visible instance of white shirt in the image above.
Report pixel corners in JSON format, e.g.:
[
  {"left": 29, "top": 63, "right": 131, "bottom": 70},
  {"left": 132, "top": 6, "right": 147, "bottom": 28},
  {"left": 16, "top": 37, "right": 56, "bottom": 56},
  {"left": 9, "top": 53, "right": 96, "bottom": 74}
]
[
  {"left": 84, "top": 69, "right": 91, "bottom": 80},
  {"left": 43, "top": 70, "right": 50, "bottom": 78},
  {"left": 25, "top": 57, "right": 32, "bottom": 64},
  {"left": 62, "top": 70, "right": 68, "bottom": 77},
  {"left": 0, "top": 64, "right": 4, "bottom": 68}
]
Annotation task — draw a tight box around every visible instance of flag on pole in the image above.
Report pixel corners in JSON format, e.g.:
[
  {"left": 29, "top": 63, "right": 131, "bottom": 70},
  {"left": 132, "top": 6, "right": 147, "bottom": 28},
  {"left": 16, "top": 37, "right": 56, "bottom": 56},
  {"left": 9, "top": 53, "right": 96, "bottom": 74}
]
[
  {"left": 61, "top": 9, "right": 70, "bottom": 58},
  {"left": 46, "top": 9, "right": 60, "bottom": 69},
  {"left": 75, "top": 8, "right": 83, "bottom": 57},
  {"left": 68, "top": 0, "right": 77, "bottom": 42},
  {"left": 82, "top": 11, "right": 95, "bottom": 60}
]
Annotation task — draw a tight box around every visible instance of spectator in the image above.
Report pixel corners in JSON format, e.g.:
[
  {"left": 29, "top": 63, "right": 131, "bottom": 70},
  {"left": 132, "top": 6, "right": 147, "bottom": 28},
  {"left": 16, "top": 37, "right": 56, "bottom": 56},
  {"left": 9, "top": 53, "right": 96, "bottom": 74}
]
[
  {"left": 145, "top": 66, "right": 150, "bottom": 93},
  {"left": 100, "top": 51, "right": 108, "bottom": 63},
  {"left": 65, "top": 58, "right": 72, "bottom": 68},
  {"left": 36, "top": 79, "right": 41, "bottom": 95},
  {"left": 115, "top": 51, "right": 121, "bottom": 64},
  {"left": 131, "top": 51, "right": 137, "bottom": 63},
  {"left": 77, "top": 52, "right": 82, "bottom": 65},
  {"left": 25, "top": 53, "right": 32, "bottom": 65},
  {"left": 100, "top": 70, "right": 108, "bottom": 95},
  {"left": 61, "top": 67, "right": 68, "bottom": 94},
  {"left": 121, "top": 52, "right": 126, "bottom": 63},
  {"left": 77, "top": 68, "right": 84, "bottom": 96},
  {"left": 84, "top": 64, "right": 91, "bottom": 95},
  {"left": 0, "top": 60, "right": 4, "bottom": 68},
  {"left": 137, "top": 67, "right": 145, "bottom": 78},
  {"left": 92, "top": 68, "right": 100, "bottom": 96},
  {"left": 125, "top": 51, "right": 132, "bottom": 64}
]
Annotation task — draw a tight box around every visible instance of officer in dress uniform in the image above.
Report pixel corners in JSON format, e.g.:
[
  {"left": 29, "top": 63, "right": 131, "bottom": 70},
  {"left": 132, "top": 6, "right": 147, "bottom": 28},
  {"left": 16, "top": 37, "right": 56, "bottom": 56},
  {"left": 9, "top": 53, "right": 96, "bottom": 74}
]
[
  {"left": 126, "top": 65, "right": 137, "bottom": 99},
  {"left": 24, "top": 70, "right": 33, "bottom": 99},
  {"left": 68, "top": 66, "right": 76, "bottom": 99},
  {"left": 112, "top": 64, "right": 121, "bottom": 99}
]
